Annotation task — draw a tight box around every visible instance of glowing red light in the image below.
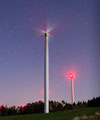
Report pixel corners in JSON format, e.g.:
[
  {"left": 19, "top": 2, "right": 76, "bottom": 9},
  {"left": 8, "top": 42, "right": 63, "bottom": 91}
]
[
  {"left": 67, "top": 72, "right": 74, "bottom": 80},
  {"left": 69, "top": 73, "right": 73, "bottom": 79},
  {"left": 0, "top": 106, "right": 2, "bottom": 110},
  {"left": 21, "top": 105, "right": 25, "bottom": 109}
]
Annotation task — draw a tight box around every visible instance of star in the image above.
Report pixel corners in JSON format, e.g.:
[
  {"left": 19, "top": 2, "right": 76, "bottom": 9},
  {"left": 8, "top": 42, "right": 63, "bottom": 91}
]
[
  {"left": 84, "top": 22, "right": 88, "bottom": 24},
  {"left": 98, "top": 36, "right": 100, "bottom": 39},
  {"left": 18, "top": 0, "right": 22, "bottom": 2},
  {"left": 75, "top": 11, "right": 81, "bottom": 17},
  {"left": 4, "top": 61, "right": 8, "bottom": 65},
  {"left": 29, "top": 17, "right": 33, "bottom": 22},
  {"left": 9, "top": 28, "right": 14, "bottom": 39}
]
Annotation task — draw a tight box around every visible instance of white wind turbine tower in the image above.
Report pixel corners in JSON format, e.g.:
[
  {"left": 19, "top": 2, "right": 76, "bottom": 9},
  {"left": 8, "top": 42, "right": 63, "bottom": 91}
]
[
  {"left": 44, "top": 31, "right": 49, "bottom": 113},
  {"left": 38, "top": 26, "right": 57, "bottom": 113}
]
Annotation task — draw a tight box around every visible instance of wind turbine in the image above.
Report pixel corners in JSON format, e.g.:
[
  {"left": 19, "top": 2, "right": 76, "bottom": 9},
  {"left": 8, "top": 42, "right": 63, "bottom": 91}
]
[
  {"left": 37, "top": 25, "right": 57, "bottom": 113},
  {"left": 44, "top": 31, "right": 49, "bottom": 113},
  {"left": 39, "top": 28, "right": 52, "bottom": 113},
  {"left": 69, "top": 73, "right": 74, "bottom": 104}
]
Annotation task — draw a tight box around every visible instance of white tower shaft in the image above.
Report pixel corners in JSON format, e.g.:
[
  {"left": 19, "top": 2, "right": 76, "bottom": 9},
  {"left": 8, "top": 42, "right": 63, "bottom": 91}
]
[
  {"left": 71, "top": 78, "right": 74, "bottom": 104},
  {"left": 44, "top": 33, "right": 49, "bottom": 113}
]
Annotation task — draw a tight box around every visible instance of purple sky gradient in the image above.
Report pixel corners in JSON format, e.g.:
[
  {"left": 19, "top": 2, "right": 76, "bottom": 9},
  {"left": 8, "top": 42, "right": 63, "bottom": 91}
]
[{"left": 0, "top": 0, "right": 100, "bottom": 106}]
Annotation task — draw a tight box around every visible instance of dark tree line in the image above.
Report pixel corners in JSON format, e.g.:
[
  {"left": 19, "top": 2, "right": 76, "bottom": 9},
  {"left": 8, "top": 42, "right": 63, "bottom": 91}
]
[
  {"left": 0, "top": 96, "right": 100, "bottom": 116},
  {"left": 87, "top": 97, "right": 100, "bottom": 107}
]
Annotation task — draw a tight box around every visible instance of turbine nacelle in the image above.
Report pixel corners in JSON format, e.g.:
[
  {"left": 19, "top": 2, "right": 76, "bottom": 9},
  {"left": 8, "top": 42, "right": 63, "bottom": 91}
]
[
  {"left": 44, "top": 32, "right": 48, "bottom": 37},
  {"left": 38, "top": 26, "right": 55, "bottom": 38}
]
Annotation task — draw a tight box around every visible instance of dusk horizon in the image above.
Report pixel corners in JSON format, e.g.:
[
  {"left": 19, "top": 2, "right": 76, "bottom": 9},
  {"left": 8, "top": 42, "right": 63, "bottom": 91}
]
[{"left": 0, "top": 0, "right": 100, "bottom": 107}]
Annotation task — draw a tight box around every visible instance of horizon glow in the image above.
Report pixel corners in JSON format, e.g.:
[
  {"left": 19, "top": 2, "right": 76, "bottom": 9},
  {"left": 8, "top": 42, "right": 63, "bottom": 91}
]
[{"left": 0, "top": 0, "right": 99, "bottom": 106}]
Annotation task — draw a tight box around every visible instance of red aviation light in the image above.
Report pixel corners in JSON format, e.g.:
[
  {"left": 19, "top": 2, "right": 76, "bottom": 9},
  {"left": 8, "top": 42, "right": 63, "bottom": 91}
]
[
  {"left": 21, "top": 105, "right": 25, "bottom": 109},
  {"left": 67, "top": 72, "right": 74, "bottom": 80},
  {"left": 0, "top": 106, "right": 2, "bottom": 110},
  {"left": 69, "top": 73, "right": 73, "bottom": 79}
]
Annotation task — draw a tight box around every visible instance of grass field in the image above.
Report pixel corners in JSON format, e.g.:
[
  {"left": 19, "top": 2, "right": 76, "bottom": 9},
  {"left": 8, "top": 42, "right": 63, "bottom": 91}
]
[{"left": 0, "top": 107, "right": 99, "bottom": 120}]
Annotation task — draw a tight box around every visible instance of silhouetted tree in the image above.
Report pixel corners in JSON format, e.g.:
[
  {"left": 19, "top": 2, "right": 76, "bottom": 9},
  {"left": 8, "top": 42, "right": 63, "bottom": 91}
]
[
  {"left": 0, "top": 96, "right": 99, "bottom": 116},
  {"left": 87, "top": 97, "right": 100, "bottom": 107},
  {"left": 8, "top": 106, "right": 17, "bottom": 116}
]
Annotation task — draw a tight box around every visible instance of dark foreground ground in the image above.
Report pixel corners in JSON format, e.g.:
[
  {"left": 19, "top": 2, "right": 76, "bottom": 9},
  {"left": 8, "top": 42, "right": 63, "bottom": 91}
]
[{"left": 0, "top": 107, "right": 100, "bottom": 120}]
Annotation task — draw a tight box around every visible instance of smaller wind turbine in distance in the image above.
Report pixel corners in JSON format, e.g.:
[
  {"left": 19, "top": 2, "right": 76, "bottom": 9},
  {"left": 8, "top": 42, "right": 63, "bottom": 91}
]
[{"left": 68, "top": 72, "right": 75, "bottom": 105}]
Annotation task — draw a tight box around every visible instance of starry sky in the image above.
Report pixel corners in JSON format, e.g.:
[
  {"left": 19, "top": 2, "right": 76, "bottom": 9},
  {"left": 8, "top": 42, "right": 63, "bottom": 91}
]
[{"left": 0, "top": 0, "right": 100, "bottom": 106}]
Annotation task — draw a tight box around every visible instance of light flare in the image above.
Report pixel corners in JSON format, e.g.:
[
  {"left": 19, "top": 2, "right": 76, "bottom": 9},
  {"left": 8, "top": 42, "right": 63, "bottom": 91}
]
[
  {"left": 36, "top": 24, "right": 58, "bottom": 39},
  {"left": 21, "top": 105, "right": 25, "bottom": 109}
]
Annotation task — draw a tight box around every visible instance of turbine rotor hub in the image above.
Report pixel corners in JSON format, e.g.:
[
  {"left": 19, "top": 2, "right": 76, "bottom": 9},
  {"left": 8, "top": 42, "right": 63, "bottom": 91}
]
[{"left": 44, "top": 32, "right": 47, "bottom": 37}]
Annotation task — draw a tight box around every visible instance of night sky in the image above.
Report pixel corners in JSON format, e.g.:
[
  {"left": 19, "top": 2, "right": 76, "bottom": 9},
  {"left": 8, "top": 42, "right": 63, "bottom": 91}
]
[{"left": 0, "top": 0, "right": 100, "bottom": 106}]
